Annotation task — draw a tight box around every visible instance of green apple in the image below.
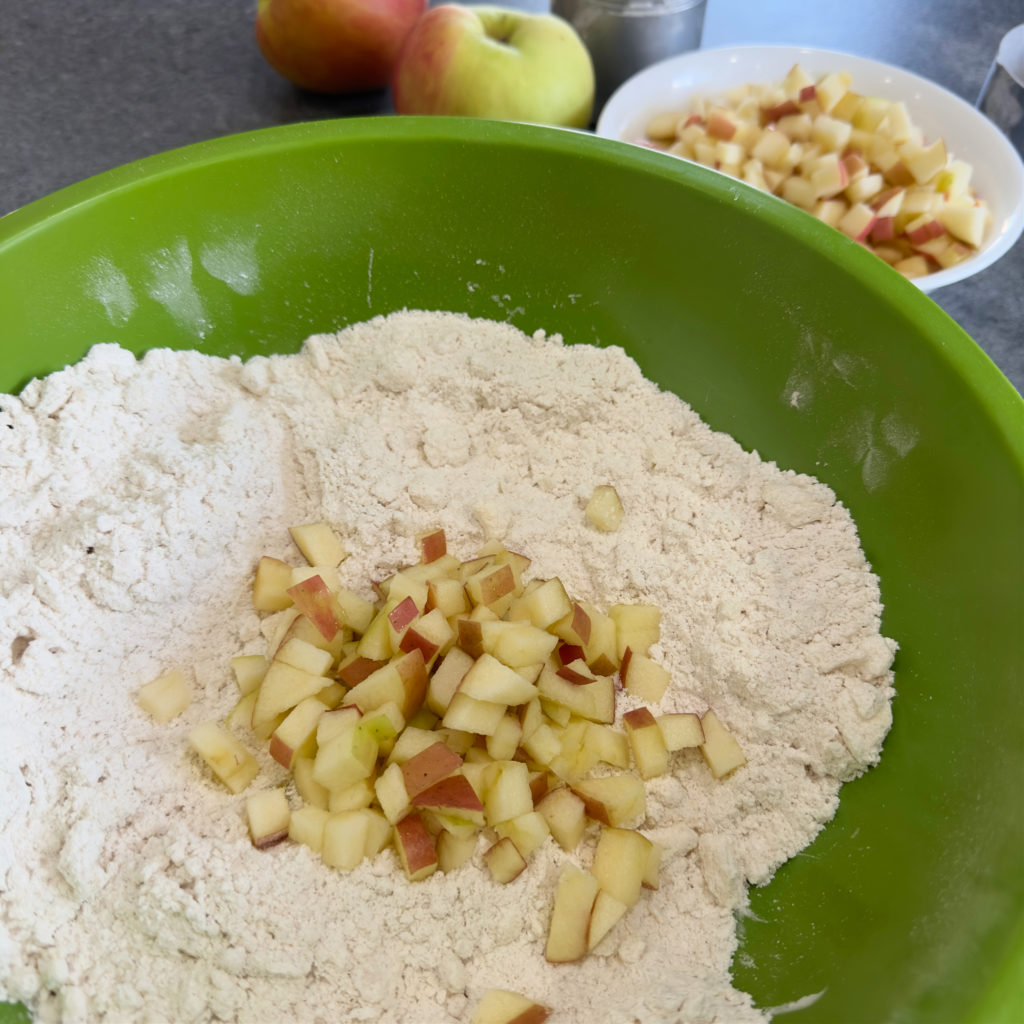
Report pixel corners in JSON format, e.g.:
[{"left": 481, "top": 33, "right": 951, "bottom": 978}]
[
  {"left": 255, "top": 0, "right": 427, "bottom": 93},
  {"left": 392, "top": 5, "right": 595, "bottom": 128}
]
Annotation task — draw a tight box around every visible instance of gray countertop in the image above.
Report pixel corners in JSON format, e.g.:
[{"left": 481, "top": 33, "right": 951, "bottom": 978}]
[{"left": 2, "top": 0, "right": 1021, "bottom": 392}]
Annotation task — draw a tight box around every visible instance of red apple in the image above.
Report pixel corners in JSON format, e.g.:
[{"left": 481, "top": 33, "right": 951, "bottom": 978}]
[{"left": 255, "top": 0, "right": 426, "bottom": 93}]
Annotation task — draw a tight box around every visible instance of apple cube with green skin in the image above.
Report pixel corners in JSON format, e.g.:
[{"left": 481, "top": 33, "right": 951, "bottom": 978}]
[
  {"left": 312, "top": 719, "right": 378, "bottom": 791},
  {"left": 252, "top": 555, "right": 295, "bottom": 612},
  {"left": 189, "top": 722, "right": 259, "bottom": 794},
  {"left": 394, "top": 811, "right": 439, "bottom": 882},
  {"left": 484, "top": 836, "right": 528, "bottom": 884},
  {"left": 591, "top": 826, "right": 653, "bottom": 907},
  {"left": 288, "top": 805, "right": 329, "bottom": 853},
  {"left": 471, "top": 989, "right": 550, "bottom": 1024},
  {"left": 623, "top": 707, "right": 670, "bottom": 779},
  {"left": 700, "top": 710, "right": 747, "bottom": 779},
  {"left": 135, "top": 669, "right": 191, "bottom": 724},
  {"left": 545, "top": 863, "right": 599, "bottom": 963},
  {"left": 289, "top": 522, "right": 347, "bottom": 568},
  {"left": 246, "top": 788, "right": 291, "bottom": 849}
]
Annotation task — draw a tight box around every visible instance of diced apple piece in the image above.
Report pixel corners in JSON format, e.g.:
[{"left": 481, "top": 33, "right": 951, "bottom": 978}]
[
  {"left": 226, "top": 690, "right": 258, "bottom": 732},
  {"left": 608, "top": 603, "right": 660, "bottom": 660},
  {"left": 189, "top": 721, "right": 259, "bottom": 793},
  {"left": 355, "top": 701, "right": 404, "bottom": 753},
  {"left": 486, "top": 713, "right": 524, "bottom": 761},
  {"left": 316, "top": 704, "right": 362, "bottom": 747},
  {"left": 657, "top": 712, "right": 705, "bottom": 751},
  {"left": 416, "top": 527, "right": 447, "bottom": 564},
  {"left": 411, "top": 774, "right": 486, "bottom": 827},
  {"left": 471, "top": 988, "right": 550, "bottom": 1024},
  {"left": 289, "top": 522, "right": 347, "bottom": 568},
  {"left": 483, "top": 760, "right": 534, "bottom": 826},
  {"left": 312, "top": 719, "right": 378, "bottom": 791},
  {"left": 537, "top": 664, "right": 615, "bottom": 724},
  {"left": 619, "top": 648, "right": 670, "bottom": 703},
  {"left": 939, "top": 202, "right": 987, "bottom": 247},
  {"left": 288, "top": 805, "right": 329, "bottom": 853},
  {"left": 285, "top": 574, "right": 341, "bottom": 642},
  {"left": 401, "top": 742, "right": 463, "bottom": 799},
  {"left": 581, "top": 603, "right": 619, "bottom": 675},
  {"left": 551, "top": 602, "right": 592, "bottom": 647},
  {"left": 274, "top": 636, "right": 333, "bottom": 677},
  {"left": 904, "top": 214, "right": 945, "bottom": 246},
  {"left": 398, "top": 607, "right": 454, "bottom": 667},
  {"left": 425, "top": 646, "right": 472, "bottom": 717},
  {"left": 231, "top": 654, "right": 268, "bottom": 697},
  {"left": 321, "top": 809, "right": 372, "bottom": 871},
  {"left": 252, "top": 556, "right": 295, "bottom": 612},
  {"left": 893, "top": 254, "right": 931, "bottom": 278},
  {"left": 293, "top": 755, "right": 330, "bottom": 810},
  {"left": 555, "top": 658, "right": 596, "bottom": 686},
  {"left": 135, "top": 669, "right": 191, "bottom": 723},
  {"left": 591, "top": 826, "right": 653, "bottom": 907},
  {"left": 585, "top": 485, "right": 625, "bottom": 532},
  {"left": 837, "top": 201, "right": 877, "bottom": 242},
  {"left": 584, "top": 722, "right": 630, "bottom": 769},
  {"left": 460, "top": 653, "right": 540, "bottom": 706},
  {"left": 587, "top": 890, "right": 629, "bottom": 951},
  {"left": 514, "top": 577, "right": 572, "bottom": 630},
  {"left": 813, "top": 71, "right": 850, "bottom": 113},
  {"left": 465, "top": 562, "right": 517, "bottom": 612},
  {"left": 395, "top": 812, "right": 439, "bottom": 881},
  {"left": 328, "top": 777, "right": 376, "bottom": 813},
  {"left": 814, "top": 197, "right": 848, "bottom": 228},
  {"left": 571, "top": 774, "right": 646, "bottom": 827},
  {"left": 545, "top": 863, "right": 599, "bottom": 963},
  {"left": 251, "top": 661, "right": 329, "bottom": 733},
  {"left": 426, "top": 576, "right": 470, "bottom": 619},
  {"left": 269, "top": 695, "right": 325, "bottom": 769},
  {"left": 623, "top": 707, "right": 670, "bottom": 779},
  {"left": 484, "top": 836, "right": 527, "bottom": 884},
  {"left": 437, "top": 829, "right": 478, "bottom": 873},
  {"left": 246, "top": 788, "right": 291, "bottom": 849},
  {"left": 442, "top": 691, "right": 507, "bottom": 736},
  {"left": 900, "top": 138, "right": 947, "bottom": 185},
  {"left": 536, "top": 786, "right": 587, "bottom": 851},
  {"left": 700, "top": 709, "right": 747, "bottom": 778},
  {"left": 521, "top": 721, "right": 561, "bottom": 766}
]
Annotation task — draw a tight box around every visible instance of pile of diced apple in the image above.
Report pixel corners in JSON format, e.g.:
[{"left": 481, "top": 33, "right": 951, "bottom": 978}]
[
  {"left": 641, "top": 63, "right": 988, "bottom": 278},
  {"left": 178, "top": 522, "right": 746, "bottom": 964}
]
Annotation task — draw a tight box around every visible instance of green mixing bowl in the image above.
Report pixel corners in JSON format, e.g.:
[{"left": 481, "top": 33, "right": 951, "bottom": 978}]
[{"left": 1, "top": 117, "right": 1021, "bottom": 1024}]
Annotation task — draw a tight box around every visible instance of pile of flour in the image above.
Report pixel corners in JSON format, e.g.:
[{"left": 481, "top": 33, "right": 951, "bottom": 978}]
[{"left": 0, "top": 310, "right": 895, "bottom": 1024}]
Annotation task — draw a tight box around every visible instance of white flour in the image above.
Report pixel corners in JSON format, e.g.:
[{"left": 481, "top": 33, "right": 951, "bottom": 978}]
[{"left": 0, "top": 310, "right": 895, "bottom": 1023}]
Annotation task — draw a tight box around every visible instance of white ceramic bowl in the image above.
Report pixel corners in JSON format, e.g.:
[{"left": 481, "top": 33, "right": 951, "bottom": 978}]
[{"left": 597, "top": 44, "right": 1024, "bottom": 292}]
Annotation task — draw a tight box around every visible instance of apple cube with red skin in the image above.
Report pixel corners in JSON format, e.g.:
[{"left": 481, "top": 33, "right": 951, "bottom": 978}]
[
  {"left": 571, "top": 774, "right": 646, "bottom": 827},
  {"left": 400, "top": 741, "right": 463, "bottom": 799},
  {"left": 416, "top": 527, "right": 447, "bottom": 564},
  {"left": 269, "top": 696, "right": 326, "bottom": 769},
  {"left": 619, "top": 647, "right": 670, "bottom": 703},
  {"left": 471, "top": 989, "right": 550, "bottom": 1024},
  {"left": 700, "top": 709, "right": 747, "bottom": 778},
  {"left": 246, "top": 788, "right": 291, "bottom": 849},
  {"left": 623, "top": 707, "right": 670, "bottom": 779},
  {"left": 399, "top": 607, "right": 454, "bottom": 667},
  {"left": 465, "top": 562, "right": 517, "bottom": 611},
  {"left": 555, "top": 658, "right": 596, "bottom": 686},
  {"left": 513, "top": 577, "right": 572, "bottom": 629},
  {"left": 484, "top": 836, "right": 528, "bottom": 884},
  {"left": 537, "top": 664, "right": 615, "bottom": 724},
  {"left": 189, "top": 721, "right": 259, "bottom": 793},
  {"left": 285, "top": 574, "right": 342, "bottom": 641},
  {"left": 136, "top": 669, "right": 191, "bottom": 724},
  {"left": 411, "top": 774, "right": 486, "bottom": 827},
  {"left": 394, "top": 812, "right": 439, "bottom": 881},
  {"left": 545, "top": 863, "right": 599, "bottom": 963},
  {"left": 551, "top": 602, "right": 592, "bottom": 646}
]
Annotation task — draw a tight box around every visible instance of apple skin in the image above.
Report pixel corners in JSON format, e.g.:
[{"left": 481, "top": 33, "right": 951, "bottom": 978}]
[
  {"left": 392, "top": 5, "right": 595, "bottom": 129},
  {"left": 256, "top": 0, "right": 427, "bottom": 93}
]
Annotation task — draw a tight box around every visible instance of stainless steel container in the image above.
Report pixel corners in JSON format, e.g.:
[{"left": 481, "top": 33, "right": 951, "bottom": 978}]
[
  {"left": 977, "top": 23, "right": 1024, "bottom": 157},
  {"left": 552, "top": 0, "right": 708, "bottom": 113}
]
